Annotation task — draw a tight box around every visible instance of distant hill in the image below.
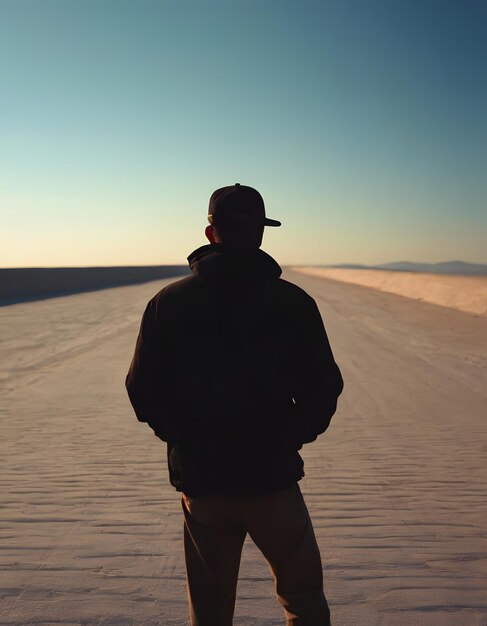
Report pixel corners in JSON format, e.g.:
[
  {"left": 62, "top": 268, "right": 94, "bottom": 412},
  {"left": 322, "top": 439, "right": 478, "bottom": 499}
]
[{"left": 329, "top": 261, "right": 487, "bottom": 275}]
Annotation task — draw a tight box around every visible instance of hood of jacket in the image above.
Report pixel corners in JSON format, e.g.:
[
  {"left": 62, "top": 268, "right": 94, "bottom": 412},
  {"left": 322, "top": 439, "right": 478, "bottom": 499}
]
[{"left": 187, "top": 243, "right": 282, "bottom": 294}]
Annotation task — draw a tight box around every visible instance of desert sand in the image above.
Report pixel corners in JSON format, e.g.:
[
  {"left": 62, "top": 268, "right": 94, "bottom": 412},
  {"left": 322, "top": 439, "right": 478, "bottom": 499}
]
[
  {"left": 1, "top": 269, "right": 486, "bottom": 625},
  {"left": 291, "top": 267, "right": 487, "bottom": 316},
  {"left": 0, "top": 266, "right": 189, "bottom": 305}
]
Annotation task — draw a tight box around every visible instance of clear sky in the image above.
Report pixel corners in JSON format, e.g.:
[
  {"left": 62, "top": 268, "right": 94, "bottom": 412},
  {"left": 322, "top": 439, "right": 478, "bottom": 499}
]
[{"left": 1, "top": 0, "right": 485, "bottom": 267}]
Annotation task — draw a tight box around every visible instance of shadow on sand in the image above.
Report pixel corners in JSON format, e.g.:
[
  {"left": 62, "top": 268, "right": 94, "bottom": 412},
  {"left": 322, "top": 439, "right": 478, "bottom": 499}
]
[{"left": 0, "top": 266, "right": 190, "bottom": 306}]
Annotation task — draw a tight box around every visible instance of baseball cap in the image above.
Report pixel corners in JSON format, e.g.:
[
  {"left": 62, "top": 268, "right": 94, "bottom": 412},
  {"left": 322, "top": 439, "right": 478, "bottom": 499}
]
[{"left": 208, "top": 183, "right": 281, "bottom": 227}]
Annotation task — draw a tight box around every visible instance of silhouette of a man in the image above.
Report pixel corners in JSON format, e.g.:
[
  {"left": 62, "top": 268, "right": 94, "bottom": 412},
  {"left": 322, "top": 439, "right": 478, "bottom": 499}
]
[{"left": 126, "top": 184, "right": 343, "bottom": 626}]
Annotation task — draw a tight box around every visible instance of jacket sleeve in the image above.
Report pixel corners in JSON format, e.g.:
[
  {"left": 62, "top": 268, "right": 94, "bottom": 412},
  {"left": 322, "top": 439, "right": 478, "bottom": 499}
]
[
  {"left": 291, "top": 296, "right": 343, "bottom": 444},
  {"left": 125, "top": 299, "right": 178, "bottom": 443}
]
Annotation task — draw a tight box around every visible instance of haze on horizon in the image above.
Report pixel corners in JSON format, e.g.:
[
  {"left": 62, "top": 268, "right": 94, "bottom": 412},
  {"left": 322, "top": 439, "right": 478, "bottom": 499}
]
[{"left": 1, "top": 0, "right": 486, "bottom": 269}]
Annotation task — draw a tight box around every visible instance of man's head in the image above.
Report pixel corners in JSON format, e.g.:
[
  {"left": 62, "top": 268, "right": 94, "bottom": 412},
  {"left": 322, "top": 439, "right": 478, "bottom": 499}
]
[{"left": 205, "top": 183, "right": 281, "bottom": 249}]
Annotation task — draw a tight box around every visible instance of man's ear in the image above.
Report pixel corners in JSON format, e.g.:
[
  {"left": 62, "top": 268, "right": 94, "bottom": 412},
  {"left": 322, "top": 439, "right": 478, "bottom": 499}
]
[{"left": 205, "top": 225, "right": 217, "bottom": 243}]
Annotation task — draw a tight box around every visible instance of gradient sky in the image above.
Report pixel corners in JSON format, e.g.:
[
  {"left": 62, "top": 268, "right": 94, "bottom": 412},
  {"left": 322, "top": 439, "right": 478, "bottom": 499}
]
[{"left": 1, "top": 0, "right": 486, "bottom": 267}]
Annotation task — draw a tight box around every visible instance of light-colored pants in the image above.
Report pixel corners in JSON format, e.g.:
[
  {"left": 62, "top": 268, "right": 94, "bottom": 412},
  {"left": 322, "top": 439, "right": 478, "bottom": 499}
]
[{"left": 182, "top": 483, "right": 331, "bottom": 626}]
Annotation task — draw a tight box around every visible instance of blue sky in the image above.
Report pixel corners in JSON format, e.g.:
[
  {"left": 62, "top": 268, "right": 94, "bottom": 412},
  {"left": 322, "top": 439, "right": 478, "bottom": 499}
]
[{"left": 1, "top": 0, "right": 485, "bottom": 267}]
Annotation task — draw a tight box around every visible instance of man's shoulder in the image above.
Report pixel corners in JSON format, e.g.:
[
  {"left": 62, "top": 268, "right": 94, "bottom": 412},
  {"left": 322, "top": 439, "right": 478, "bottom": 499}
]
[
  {"left": 147, "top": 275, "right": 201, "bottom": 311},
  {"left": 272, "top": 277, "right": 316, "bottom": 305},
  {"left": 145, "top": 274, "right": 316, "bottom": 314},
  {"left": 152, "top": 274, "right": 198, "bottom": 297}
]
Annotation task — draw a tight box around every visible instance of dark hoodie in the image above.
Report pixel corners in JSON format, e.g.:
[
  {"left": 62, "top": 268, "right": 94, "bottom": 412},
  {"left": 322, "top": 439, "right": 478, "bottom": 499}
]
[{"left": 126, "top": 244, "right": 343, "bottom": 497}]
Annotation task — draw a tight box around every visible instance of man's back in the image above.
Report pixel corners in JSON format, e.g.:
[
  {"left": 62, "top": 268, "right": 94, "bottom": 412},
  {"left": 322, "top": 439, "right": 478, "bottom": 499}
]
[{"left": 126, "top": 242, "right": 343, "bottom": 497}]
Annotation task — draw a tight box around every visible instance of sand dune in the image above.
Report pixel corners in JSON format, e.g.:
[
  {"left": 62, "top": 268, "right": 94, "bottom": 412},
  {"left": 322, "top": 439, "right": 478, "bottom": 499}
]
[
  {"left": 1, "top": 271, "right": 486, "bottom": 625},
  {"left": 0, "top": 266, "right": 189, "bottom": 305},
  {"left": 291, "top": 266, "right": 487, "bottom": 316}
]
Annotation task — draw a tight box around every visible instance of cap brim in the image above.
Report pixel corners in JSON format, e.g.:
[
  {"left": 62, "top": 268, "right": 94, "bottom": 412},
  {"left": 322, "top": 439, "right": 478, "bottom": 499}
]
[{"left": 264, "top": 218, "right": 281, "bottom": 227}]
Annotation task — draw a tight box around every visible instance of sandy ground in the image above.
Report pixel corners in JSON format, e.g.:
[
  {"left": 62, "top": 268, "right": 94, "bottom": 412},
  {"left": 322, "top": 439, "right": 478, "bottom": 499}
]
[
  {"left": 291, "top": 267, "right": 487, "bottom": 316},
  {"left": 0, "top": 266, "right": 189, "bottom": 304},
  {"left": 1, "top": 270, "right": 486, "bottom": 626}
]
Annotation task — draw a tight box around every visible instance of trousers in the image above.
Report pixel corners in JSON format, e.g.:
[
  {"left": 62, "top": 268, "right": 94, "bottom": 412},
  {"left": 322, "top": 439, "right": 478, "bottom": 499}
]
[{"left": 181, "top": 483, "right": 331, "bottom": 626}]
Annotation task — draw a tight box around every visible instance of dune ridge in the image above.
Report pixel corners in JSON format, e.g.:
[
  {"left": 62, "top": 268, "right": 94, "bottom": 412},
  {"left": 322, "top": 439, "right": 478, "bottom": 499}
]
[
  {"left": 0, "top": 265, "right": 190, "bottom": 305},
  {"left": 291, "top": 267, "right": 487, "bottom": 316}
]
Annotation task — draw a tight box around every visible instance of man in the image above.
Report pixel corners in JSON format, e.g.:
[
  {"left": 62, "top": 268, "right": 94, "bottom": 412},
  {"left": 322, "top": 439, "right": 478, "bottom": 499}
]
[{"left": 126, "top": 183, "right": 343, "bottom": 626}]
